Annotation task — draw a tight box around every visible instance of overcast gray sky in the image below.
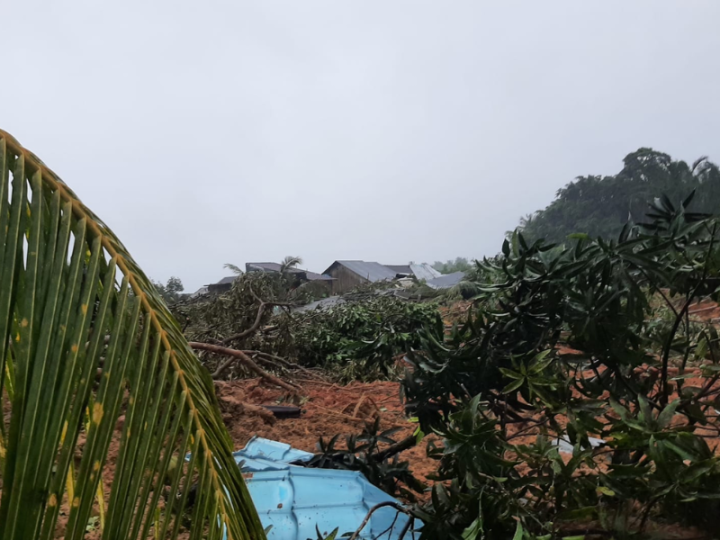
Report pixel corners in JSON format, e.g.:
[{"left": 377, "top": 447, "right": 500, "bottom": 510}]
[{"left": 4, "top": 1, "right": 720, "bottom": 291}]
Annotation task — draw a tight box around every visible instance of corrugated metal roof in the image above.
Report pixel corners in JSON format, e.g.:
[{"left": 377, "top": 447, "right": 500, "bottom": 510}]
[
  {"left": 331, "top": 261, "right": 398, "bottom": 283},
  {"left": 214, "top": 276, "right": 238, "bottom": 285},
  {"left": 237, "top": 437, "right": 314, "bottom": 470},
  {"left": 426, "top": 271, "right": 466, "bottom": 290},
  {"left": 246, "top": 263, "right": 334, "bottom": 281},
  {"left": 190, "top": 286, "right": 209, "bottom": 297},
  {"left": 231, "top": 437, "right": 418, "bottom": 540},
  {"left": 384, "top": 265, "right": 412, "bottom": 275},
  {"left": 247, "top": 262, "right": 287, "bottom": 273},
  {"left": 304, "top": 271, "right": 334, "bottom": 281},
  {"left": 409, "top": 263, "right": 442, "bottom": 281}
]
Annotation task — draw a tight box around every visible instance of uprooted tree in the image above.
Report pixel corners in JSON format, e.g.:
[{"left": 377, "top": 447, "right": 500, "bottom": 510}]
[{"left": 179, "top": 274, "right": 442, "bottom": 383}]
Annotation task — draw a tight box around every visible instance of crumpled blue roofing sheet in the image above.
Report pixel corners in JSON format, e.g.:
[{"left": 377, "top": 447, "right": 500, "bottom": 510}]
[{"left": 234, "top": 436, "right": 417, "bottom": 540}]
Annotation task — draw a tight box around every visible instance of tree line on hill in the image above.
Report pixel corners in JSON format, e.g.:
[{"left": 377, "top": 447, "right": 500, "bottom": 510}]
[{"left": 517, "top": 147, "right": 720, "bottom": 243}]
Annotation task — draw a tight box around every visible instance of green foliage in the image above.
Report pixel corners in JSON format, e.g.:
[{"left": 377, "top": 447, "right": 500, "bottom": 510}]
[
  {"left": 433, "top": 257, "right": 474, "bottom": 274},
  {"left": 292, "top": 296, "right": 443, "bottom": 380},
  {"left": 519, "top": 148, "right": 720, "bottom": 244},
  {"left": 403, "top": 192, "right": 720, "bottom": 538},
  {"left": 224, "top": 263, "right": 244, "bottom": 275},
  {"left": 222, "top": 257, "right": 328, "bottom": 306},
  {"left": 0, "top": 131, "right": 265, "bottom": 539},
  {"left": 280, "top": 255, "right": 303, "bottom": 273},
  {"left": 181, "top": 274, "right": 442, "bottom": 382},
  {"left": 151, "top": 276, "right": 184, "bottom": 303},
  {"left": 184, "top": 272, "right": 280, "bottom": 345},
  {"left": 307, "top": 526, "right": 341, "bottom": 540},
  {"left": 301, "top": 418, "right": 425, "bottom": 501}
]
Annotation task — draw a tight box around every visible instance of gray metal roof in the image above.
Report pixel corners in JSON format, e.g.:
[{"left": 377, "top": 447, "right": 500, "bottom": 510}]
[
  {"left": 246, "top": 262, "right": 334, "bottom": 281},
  {"left": 409, "top": 263, "right": 442, "bottom": 281},
  {"left": 190, "top": 285, "right": 209, "bottom": 297},
  {"left": 304, "top": 271, "right": 334, "bottom": 281},
  {"left": 383, "top": 263, "right": 442, "bottom": 280},
  {"left": 384, "top": 264, "right": 412, "bottom": 275},
  {"left": 426, "top": 271, "right": 466, "bottom": 289},
  {"left": 329, "top": 261, "right": 398, "bottom": 282},
  {"left": 246, "top": 262, "right": 287, "bottom": 273},
  {"left": 214, "top": 276, "right": 238, "bottom": 285}
]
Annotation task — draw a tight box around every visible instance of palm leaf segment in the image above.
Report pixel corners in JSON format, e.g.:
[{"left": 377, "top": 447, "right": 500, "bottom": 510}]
[{"left": 0, "top": 130, "right": 266, "bottom": 540}]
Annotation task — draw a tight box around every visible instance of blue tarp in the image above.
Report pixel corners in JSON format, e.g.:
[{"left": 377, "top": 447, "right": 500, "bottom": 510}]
[{"left": 233, "top": 437, "right": 418, "bottom": 540}]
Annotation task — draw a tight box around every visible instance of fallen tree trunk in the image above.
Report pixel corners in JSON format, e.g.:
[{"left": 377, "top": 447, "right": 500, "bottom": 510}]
[{"left": 189, "top": 341, "right": 299, "bottom": 394}]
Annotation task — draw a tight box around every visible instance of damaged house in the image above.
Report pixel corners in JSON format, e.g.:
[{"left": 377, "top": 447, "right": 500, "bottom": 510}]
[
  {"left": 322, "top": 260, "right": 442, "bottom": 295},
  {"left": 246, "top": 262, "right": 335, "bottom": 292},
  {"left": 206, "top": 262, "right": 334, "bottom": 296}
]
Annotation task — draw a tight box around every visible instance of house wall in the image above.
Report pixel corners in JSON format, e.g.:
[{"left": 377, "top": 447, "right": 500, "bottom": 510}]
[
  {"left": 325, "top": 264, "right": 368, "bottom": 295},
  {"left": 298, "top": 280, "right": 333, "bottom": 298}
]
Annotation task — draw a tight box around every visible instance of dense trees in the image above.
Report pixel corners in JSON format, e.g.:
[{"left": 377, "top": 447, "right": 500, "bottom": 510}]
[
  {"left": 151, "top": 276, "right": 185, "bottom": 302},
  {"left": 519, "top": 148, "right": 720, "bottom": 243},
  {"left": 432, "top": 257, "right": 473, "bottom": 274}
]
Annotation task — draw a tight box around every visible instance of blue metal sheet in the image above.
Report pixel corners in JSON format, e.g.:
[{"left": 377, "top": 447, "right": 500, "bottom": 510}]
[
  {"left": 232, "top": 437, "right": 418, "bottom": 540},
  {"left": 238, "top": 436, "right": 314, "bottom": 466}
]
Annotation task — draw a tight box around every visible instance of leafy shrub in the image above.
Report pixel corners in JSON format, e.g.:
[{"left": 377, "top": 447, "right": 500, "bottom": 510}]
[
  {"left": 403, "top": 193, "right": 720, "bottom": 538},
  {"left": 292, "top": 297, "right": 443, "bottom": 380},
  {"left": 181, "top": 272, "right": 280, "bottom": 344},
  {"left": 181, "top": 274, "right": 443, "bottom": 381},
  {"left": 299, "top": 418, "right": 425, "bottom": 501}
]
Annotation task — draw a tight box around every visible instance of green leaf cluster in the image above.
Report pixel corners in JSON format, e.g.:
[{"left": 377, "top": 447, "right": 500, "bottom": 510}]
[
  {"left": 0, "top": 131, "right": 266, "bottom": 539},
  {"left": 404, "top": 191, "right": 720, "bottom": 538}
]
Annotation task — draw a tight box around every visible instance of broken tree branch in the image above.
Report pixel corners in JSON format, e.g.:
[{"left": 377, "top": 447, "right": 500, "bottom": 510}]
[
  {"left": 689, "top": 304, "right": 718, "bottom": 315},
  {"left": 248, "top": 350, "right": 321, "bottom": 379},
  {"left": 372, "top": 434, "right": 417, "bottom": 462},
  {"left": 220, "top": 286, "right": 296, "bottom": 345},
  {"left": 348, "top": 502, "right": 413, "bottom": 540},
  {"left": 189, "top": 342, "right": 299, "bottom": 394},
  {"left": 219, "top": 302, "right": 268, "bottom": 344}
]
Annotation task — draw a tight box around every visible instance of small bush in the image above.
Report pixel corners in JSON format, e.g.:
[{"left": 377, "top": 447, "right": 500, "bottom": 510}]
[{"left": 292, "top": 296, "right": 443, "bottom": 380}]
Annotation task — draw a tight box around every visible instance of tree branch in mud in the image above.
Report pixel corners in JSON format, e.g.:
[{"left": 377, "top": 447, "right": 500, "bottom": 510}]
[
  {"left": 188, "top": 341, "right": 300, "bottom": 394},
  {"left": 248, "top": 350, "right": 321, "bottom": 379}
]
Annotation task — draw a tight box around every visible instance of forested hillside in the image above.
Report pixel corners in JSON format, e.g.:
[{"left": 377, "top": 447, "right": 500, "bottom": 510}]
[{"left": 519, "top": 148, "right": 720, "bottom": 243}]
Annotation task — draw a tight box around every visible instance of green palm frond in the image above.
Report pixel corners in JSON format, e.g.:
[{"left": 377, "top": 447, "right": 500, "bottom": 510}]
[
  {"left": 223, "top": 263, "right": 244, "bottom": 275},
  {"left": 280, "top": 256, "right": 302, "bottom": 274},
  {"left": 0, "top": 130, "right": 266, "bottom": 540}
]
